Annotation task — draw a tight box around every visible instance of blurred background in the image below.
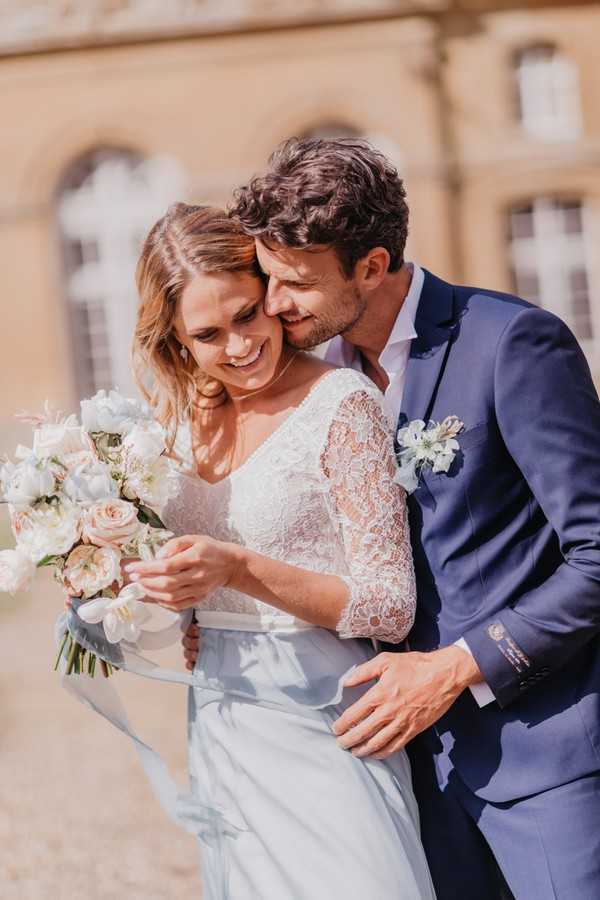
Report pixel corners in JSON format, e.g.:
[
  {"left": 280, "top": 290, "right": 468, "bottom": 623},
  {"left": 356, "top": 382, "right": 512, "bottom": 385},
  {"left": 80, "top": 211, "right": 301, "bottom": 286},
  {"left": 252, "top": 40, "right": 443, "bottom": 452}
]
[{"left": 1, "top": 1, "right": 599, "bottom": 897}]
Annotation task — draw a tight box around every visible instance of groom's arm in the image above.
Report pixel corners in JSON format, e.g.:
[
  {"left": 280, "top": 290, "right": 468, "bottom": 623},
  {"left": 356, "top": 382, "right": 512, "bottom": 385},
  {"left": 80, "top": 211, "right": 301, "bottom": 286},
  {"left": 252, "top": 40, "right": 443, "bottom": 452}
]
[
  {"left": 462, "top": 306, "right": 600, "bottom": 708},
  {"left": 333, "top": 307, "right": 600, "bottom": 757}
]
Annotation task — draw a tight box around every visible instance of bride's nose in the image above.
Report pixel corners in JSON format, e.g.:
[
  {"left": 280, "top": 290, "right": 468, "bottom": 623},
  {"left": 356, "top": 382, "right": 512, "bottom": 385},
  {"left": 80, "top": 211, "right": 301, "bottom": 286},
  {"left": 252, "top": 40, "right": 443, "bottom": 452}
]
[{"left": 225, "top": 332, "right": 252, "bottom": 359}]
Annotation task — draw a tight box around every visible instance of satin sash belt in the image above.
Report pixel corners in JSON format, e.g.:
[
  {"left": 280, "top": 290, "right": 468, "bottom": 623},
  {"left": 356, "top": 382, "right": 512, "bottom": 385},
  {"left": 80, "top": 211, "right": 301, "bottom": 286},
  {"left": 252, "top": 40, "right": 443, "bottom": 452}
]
[{"left": 193, "top": 609, "right": 315, "bottom": 633}]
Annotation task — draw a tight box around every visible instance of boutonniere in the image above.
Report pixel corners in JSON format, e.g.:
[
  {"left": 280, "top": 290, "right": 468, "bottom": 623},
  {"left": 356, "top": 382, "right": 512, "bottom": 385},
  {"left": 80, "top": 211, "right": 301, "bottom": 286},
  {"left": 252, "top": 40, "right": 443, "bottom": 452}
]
[{"left": 394, "top": 416, "right": 464, "bottom": 494}]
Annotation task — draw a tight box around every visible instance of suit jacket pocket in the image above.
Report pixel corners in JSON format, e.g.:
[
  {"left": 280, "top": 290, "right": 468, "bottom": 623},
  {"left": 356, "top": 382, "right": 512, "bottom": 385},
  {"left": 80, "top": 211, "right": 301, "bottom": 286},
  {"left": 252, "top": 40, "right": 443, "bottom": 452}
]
[{"left": 424, "top": 420, "right": 501, "bottom": 485}]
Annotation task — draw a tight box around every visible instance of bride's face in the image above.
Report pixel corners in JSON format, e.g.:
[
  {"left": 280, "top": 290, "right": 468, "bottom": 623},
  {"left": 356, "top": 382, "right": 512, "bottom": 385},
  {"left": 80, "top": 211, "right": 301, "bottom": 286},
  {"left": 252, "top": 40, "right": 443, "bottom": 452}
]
[{"left": 174, "top": 271, "right": 284, "bottom": 395}]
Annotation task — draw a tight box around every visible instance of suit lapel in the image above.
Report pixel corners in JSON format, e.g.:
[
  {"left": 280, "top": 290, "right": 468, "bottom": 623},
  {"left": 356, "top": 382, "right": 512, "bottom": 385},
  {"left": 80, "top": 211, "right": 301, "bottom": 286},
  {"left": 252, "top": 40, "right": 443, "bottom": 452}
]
[{"left": 400, "top": 270, "right": 457, "bottom": 428}]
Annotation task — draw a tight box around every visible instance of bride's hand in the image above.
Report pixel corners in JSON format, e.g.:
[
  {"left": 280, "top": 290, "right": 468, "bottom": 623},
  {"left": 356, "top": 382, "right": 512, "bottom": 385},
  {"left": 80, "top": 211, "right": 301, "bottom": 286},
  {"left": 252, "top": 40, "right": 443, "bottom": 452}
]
[{"left": 124, "top": 535, "right": 242, "bottom": 611}]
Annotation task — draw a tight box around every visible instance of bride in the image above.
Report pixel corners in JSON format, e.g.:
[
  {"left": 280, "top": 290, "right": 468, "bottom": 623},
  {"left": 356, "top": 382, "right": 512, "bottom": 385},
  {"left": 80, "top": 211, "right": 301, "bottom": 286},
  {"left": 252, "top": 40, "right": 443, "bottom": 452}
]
[{"left": 126, "top": 202, "right": 435, "bottom": 899}]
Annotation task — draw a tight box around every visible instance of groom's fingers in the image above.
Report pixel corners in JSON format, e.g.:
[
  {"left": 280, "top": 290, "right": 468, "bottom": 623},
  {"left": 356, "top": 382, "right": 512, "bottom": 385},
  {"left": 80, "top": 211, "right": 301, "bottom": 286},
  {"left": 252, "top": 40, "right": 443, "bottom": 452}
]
[
  {"left": 332, "top": 689, "right": 383, "bottom": 740},
  {"left": 334, "top": 709, "right": 381, "bottom": 749},
  {"left": 347, "top": 721, "right": 404, "bottom": 758},
  {"left": 372, "top": 731, "right": 410, "bottom": 759},
  {"left": 342, "top": 656, "right": 386, "bottom": 689}
]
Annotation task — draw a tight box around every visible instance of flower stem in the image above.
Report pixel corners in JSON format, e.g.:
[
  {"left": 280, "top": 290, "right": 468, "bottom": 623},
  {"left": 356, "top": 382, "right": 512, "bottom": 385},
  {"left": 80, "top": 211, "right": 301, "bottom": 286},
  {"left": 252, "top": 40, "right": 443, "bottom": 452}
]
[
  {"left": 66, "top": 638, "right": 80, "bottom": 675},
  {"left": 54, "top": 630, "right": 69, "bottom": 671},
  {"left": 100, "top": 659, "right": 109, "bottom": 678}
]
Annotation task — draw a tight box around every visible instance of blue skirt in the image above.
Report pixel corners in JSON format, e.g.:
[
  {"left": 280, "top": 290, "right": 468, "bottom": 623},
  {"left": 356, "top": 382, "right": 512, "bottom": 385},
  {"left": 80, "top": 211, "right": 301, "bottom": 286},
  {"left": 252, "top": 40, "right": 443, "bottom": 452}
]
[{"left": 188, "top": 626, "right": 436, "bottom": 899}]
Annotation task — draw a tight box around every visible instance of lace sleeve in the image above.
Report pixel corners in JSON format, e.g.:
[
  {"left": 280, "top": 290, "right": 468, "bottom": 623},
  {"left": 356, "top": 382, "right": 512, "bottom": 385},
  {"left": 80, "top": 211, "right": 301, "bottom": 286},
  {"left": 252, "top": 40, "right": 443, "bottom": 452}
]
[{"left": 320, "top": 389, "right": 416, "bottom": 643}]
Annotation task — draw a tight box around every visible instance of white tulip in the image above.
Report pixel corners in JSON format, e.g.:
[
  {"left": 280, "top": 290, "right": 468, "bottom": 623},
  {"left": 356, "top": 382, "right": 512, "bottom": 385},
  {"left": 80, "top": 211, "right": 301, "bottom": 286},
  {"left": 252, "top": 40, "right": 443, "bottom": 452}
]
[
  {"left": 0, "top": 548, "right": 36, "bottom": 595},
  {"left": 77, "top": 582, "right": 151, "bottom": 644}
]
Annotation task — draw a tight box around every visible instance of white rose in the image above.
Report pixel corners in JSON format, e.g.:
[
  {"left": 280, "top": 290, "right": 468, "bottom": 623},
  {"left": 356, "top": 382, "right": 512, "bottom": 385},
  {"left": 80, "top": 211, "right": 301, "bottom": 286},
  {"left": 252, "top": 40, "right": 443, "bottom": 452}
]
[
  {"left": 17, "top": 501, "right": 81, "bottom": 563},
  {"left": 122, "top": 456, "right": 175, "bottom": 512},
  {"left": 63, "top": 544, "right": 121, "bottom": 598},
  {"left": 80, "top": 389, "right": 153, "bottom": 437},
  {"left": 0, "top": 549, "right": 36, "bottom": 595},
  {"left": 2, "top": 460, "right": 57, "bottom": 506},
  {"left": 82, "top": 499, "right": 142, "bottom": 547},
  {"left": 122, "top": 424, "right": 166, "bottom": 463},
  {"left": 32, "top": 417, "right": 94, "bottom": 461},
  {"left": 62, "top": 460, "right": 119, "bottom": 504}
]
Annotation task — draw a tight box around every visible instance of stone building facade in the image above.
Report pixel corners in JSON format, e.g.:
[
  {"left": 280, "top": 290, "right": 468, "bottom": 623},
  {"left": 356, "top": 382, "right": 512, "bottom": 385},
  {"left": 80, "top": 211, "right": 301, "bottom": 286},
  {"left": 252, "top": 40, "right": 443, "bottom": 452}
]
[{"left": 1, "top": 0, "right": 598, "bottom": 442}]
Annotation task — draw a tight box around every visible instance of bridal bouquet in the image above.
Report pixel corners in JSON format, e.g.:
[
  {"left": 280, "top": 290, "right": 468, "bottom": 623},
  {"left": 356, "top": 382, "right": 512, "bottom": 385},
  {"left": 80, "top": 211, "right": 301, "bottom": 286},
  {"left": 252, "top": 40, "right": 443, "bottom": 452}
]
[{"left": 0, "top": 389, "right": 175, "bottom": 676}]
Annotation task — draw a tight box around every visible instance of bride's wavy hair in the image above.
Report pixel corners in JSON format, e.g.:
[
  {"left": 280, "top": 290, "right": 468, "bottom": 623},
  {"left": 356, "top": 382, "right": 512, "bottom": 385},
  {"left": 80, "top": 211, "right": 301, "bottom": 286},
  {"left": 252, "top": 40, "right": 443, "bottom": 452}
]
[{"left": 132, "top": 202, "right": 263, "bottom": 452}]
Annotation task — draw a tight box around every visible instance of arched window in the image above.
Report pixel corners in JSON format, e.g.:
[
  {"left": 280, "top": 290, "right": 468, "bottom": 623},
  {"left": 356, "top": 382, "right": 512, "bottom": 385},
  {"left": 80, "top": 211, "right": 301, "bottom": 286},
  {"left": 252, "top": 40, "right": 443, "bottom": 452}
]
[
  {"left": 56, "top": 148, "right": 186, "bottom": 399},
  {"left": 514, "top": 44, "right": 582, "bottom": 140},
  {"left": 508, "top": 197, "right": 593, "bottom": 342}
]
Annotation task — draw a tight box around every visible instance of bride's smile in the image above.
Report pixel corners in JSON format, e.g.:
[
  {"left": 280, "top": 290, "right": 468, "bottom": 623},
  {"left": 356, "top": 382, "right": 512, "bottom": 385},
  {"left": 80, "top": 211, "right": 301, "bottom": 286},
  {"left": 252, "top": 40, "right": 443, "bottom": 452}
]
[{"left": 173, "top": 268, "right": 288, "bottom": 398}]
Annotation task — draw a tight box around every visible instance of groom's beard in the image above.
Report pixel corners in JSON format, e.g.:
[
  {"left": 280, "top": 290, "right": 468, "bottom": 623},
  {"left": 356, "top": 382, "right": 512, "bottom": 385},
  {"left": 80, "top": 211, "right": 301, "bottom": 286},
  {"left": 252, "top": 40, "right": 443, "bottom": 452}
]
[{"left": 284, "top": 287, "right": 367, "bottom": 350}]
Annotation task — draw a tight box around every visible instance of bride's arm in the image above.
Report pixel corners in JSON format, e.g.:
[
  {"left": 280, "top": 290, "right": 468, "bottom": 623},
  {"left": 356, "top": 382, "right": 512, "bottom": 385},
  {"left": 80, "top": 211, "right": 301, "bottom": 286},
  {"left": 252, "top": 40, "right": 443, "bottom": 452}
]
[
  {"left": 318, "top": 389, "right": 416, "bottom": 642},
  {"left": 126, "top": 390, "right": 415, "bottom": 639},
  {"left": 126, "top": 531, "right": 350, "bottom": 629},
  {"left": 225, "top": 388, "right": 416, "bottom": 641}
]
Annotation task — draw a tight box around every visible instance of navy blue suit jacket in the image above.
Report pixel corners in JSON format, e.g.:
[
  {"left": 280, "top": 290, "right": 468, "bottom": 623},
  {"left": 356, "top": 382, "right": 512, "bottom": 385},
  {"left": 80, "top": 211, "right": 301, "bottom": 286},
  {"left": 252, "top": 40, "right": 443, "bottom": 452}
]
[{"left": 401, "top": 270, "right": 600, "bottom": 803}]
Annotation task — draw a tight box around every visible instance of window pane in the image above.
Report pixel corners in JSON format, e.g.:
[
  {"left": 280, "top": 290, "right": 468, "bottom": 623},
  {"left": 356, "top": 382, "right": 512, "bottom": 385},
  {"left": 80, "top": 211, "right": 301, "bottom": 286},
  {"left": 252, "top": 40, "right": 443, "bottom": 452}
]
[
  {"left": 562, "top": 203, "right": 583, "bottom": 235},
  {"left": 57, "top": 149, "right": 186, "bottom": 399},
  {"left": 514, "top": 44, "right": 581, "bottom": 140},
  {"left": 507, "top": 197, "right": 592, "bottom": 342},
  {"left": 509, "top": 206, "right": 534, "bottom": 239}
]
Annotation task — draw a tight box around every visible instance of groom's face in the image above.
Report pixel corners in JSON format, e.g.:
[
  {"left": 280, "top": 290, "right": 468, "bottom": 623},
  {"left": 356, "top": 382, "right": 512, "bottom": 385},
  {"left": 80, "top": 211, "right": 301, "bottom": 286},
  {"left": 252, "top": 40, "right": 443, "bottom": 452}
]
[{"left": 255, "top": 240, "right": 366, "bottom": 349}]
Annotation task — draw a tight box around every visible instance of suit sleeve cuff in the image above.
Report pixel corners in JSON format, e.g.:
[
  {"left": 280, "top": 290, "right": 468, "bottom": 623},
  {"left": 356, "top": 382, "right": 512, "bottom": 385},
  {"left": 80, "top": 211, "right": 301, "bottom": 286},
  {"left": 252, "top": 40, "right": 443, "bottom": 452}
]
[{"left": 454, "top": 637, "right": 496, "bottom": 707}]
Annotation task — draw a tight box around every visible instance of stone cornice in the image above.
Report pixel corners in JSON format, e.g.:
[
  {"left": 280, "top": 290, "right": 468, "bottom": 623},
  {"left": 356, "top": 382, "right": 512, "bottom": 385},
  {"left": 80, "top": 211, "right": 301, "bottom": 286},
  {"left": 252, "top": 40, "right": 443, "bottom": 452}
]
[{"left": 0, "top": 1, "right": 447, "bottom": 57}]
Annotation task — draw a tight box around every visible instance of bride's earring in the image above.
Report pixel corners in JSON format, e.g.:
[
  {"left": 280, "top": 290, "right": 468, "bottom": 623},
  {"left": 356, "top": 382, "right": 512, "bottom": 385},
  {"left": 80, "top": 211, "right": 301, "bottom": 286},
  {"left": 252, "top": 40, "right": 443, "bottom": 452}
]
[{"left": 180, "top": 345, "right": 188, "bottom": 362}]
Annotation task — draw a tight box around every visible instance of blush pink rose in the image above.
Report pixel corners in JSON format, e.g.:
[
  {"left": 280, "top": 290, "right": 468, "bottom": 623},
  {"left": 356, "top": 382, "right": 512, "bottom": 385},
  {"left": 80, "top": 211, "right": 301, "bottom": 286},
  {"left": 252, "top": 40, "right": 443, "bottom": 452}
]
[
  {"left": 82, "top": 499, "right": 142, "bottom": 547},
  {"left": 63, "top": 544, "right": 121, "bottom": 598}
]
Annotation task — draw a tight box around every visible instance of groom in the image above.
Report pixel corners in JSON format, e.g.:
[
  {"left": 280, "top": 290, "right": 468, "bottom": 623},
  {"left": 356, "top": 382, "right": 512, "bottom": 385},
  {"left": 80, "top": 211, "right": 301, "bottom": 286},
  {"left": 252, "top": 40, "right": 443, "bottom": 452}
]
[{"left": 185, "top": 137, "right": 600, "bottom": 899}]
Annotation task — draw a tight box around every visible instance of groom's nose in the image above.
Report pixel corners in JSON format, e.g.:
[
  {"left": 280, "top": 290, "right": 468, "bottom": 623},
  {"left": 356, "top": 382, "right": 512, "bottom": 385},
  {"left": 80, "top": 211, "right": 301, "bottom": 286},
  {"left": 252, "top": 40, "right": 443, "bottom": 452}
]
[{"left": 265, "top": 278, "right": 294, "bottom": 317}]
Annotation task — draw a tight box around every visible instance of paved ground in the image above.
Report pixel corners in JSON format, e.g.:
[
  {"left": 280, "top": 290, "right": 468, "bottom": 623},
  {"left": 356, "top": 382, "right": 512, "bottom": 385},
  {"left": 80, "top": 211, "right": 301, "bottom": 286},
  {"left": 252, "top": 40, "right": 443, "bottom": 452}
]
[{"left": 0, "top": 517, "right": 200, "bottom": 899}]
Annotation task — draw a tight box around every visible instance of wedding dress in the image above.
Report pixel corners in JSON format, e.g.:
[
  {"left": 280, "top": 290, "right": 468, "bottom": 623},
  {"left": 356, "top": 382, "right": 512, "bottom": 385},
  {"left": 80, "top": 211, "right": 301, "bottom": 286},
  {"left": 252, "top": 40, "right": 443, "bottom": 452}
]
[{"left": 162, "top": 368, "right": 436, "bottom": 900}]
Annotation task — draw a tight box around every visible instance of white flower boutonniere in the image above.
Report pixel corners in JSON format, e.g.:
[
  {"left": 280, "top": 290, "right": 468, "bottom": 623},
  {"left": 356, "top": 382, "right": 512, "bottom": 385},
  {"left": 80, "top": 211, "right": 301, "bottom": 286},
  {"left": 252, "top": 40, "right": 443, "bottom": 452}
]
[{"left": 395, "top": 415, "right": 464, "bottom": 494}]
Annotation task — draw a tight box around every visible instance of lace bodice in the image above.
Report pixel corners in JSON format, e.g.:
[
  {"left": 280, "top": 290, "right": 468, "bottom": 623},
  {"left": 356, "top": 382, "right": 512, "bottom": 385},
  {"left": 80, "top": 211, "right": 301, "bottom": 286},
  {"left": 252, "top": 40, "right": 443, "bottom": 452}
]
[{"left": 162, "top": 368, "right": 416, "bottom": 642}]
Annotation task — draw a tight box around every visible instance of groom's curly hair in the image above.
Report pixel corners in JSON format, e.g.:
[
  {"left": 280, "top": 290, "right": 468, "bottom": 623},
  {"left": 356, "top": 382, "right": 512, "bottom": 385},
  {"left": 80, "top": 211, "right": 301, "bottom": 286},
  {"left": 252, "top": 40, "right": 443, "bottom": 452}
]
[{"left": 231, "top": 137, "right": 409, "bottom": 277}]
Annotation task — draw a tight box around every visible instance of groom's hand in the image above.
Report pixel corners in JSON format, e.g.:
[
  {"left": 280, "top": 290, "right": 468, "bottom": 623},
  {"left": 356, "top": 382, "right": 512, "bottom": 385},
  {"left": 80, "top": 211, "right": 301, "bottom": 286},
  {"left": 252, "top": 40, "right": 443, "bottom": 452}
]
[
  {"left": 332, "top": 646, "right": 482, "bottom": 759},
  {"left": 182, "top": 619, "right": 201, "bottom": 671}
]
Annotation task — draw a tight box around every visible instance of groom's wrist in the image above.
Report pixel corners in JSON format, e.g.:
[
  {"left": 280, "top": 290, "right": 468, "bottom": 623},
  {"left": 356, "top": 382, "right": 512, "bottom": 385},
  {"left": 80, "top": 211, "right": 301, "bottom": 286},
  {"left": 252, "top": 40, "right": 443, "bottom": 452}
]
[{"left": 437, "top": 644, "right": 484, "bottom": 694}]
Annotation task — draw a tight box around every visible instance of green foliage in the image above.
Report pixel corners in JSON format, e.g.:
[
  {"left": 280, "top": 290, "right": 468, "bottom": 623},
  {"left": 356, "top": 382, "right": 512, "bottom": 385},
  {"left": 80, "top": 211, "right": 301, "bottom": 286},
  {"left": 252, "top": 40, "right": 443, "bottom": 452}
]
[{"left": 137, "top": 504, "right": 165, "bottom": 529}]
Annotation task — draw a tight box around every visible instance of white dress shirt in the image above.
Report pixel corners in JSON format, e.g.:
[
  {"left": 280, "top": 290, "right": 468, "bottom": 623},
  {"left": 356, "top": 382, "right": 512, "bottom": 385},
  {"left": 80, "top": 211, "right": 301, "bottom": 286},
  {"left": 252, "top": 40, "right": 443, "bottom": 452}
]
[{"left": 324, "top": 262, "right": 494, "bottom": 707}]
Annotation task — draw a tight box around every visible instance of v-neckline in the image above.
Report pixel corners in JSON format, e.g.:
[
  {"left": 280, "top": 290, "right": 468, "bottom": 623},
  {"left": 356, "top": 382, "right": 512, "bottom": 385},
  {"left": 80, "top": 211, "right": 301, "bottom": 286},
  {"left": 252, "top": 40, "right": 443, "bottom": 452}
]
[{"left": 180, "top": 368, "right": 340, "bottom": 488}]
